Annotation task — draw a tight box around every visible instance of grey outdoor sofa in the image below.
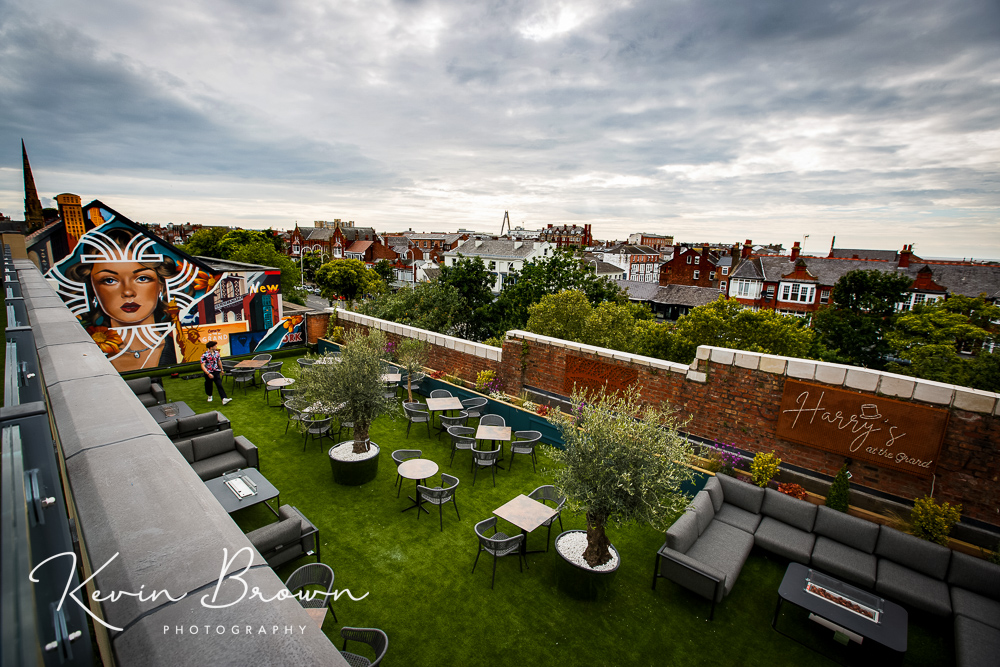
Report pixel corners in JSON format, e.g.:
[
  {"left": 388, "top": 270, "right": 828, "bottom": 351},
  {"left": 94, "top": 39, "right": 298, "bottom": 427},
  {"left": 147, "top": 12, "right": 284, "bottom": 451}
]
[
  {"left": 126, "top": 376, "right": 166, "bottom": 406},
  {"left": 245, "top": 504, "right": 320, "bottom": 568},
  {"left": 172, "top": 429, "right": 259, "bottom": 481},
  {"left": 653, "top": 474, "right": 1000, "bottom": 664},
  {"left": 160, "top": 411, "right": 231, "bottom": 441}
]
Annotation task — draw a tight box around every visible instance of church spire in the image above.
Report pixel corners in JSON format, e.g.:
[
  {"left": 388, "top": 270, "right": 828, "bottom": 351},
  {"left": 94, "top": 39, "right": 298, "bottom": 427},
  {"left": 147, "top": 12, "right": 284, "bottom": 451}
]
[{"left": 22, "top": 140, "right": 45, "bottom": 232}]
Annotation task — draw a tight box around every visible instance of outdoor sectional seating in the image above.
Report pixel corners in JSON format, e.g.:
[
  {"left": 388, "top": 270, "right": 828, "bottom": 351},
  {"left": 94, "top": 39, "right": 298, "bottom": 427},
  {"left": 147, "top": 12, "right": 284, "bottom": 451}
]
[
  {"left": 653, "top": 473, "right": 1000, "bottom": 664},
  {"left": 172, "top": 429, "right": 259, "bottom": 481},
  {"left": 159, "top": 411, "right": 231, "bottom": 441},
  {"left": 126, "top": 376, "right": 166, "bottom": 406},
  {"left": 245, "top": 504, "right": 319, "bottom": 568}
]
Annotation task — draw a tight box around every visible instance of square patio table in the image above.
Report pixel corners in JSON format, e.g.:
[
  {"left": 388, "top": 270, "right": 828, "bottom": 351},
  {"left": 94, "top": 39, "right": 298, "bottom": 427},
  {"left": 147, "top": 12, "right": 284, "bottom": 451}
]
[
  {"left": 146, "top": 401, "right": 195, "bottom": 424},
  {"left": 476, "top": 424, "right": 512, "bottom": 467},
  {"left": 773, "top": 562, "right": 907, "bottom": 659},
  {"left": 204, "top": 468, "right": 280, "bottom": 518},
  {"left": 235, "top": 359, "right": 269, "bottom": 368},
  {"left": 426, "top": 396, "right": 464, "bottom": 430},
  {"left": 494, "top": 494, "right": 558, "bottom": 556}
]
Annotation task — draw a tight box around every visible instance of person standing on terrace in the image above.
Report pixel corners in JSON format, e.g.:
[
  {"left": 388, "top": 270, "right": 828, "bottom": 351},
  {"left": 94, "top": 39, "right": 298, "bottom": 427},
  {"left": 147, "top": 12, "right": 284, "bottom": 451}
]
[{"left": 200, "top": 341, "right": 232, "bottom": 405}]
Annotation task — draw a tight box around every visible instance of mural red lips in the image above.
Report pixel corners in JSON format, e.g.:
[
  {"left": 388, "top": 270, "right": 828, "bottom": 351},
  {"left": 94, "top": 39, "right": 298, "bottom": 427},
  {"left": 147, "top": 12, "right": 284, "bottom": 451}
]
[{"left": 120, "top": 302, "right": 141, "bottom": 313}]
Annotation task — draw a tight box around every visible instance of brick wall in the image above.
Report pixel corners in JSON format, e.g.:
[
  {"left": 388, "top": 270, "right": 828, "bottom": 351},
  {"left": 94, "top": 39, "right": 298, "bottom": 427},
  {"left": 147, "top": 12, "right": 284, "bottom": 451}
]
[
  {"left": 305, "top": 311, "right": 331, "bottom": 344},
  {"left": 330, "top": 309, "right": 1000, "bottom": 527}
]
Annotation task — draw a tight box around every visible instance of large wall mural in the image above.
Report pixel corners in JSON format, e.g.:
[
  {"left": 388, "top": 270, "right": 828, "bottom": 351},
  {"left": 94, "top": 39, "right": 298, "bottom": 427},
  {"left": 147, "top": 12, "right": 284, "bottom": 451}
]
[{"left": 47, "top": 201, "right": 304, "bottom": 373}]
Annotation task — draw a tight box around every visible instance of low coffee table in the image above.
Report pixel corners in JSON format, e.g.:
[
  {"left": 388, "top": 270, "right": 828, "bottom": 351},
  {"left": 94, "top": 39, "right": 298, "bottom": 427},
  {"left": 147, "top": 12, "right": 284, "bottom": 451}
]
[
  {"left": 147, "top": 401, "right": 195, "bottom": 424},
  {"left": 204, "top": 468, "right": 280, "bottom": 518},
  {"left": 773, "top": 562, "right": 907, "bottom": 658}
]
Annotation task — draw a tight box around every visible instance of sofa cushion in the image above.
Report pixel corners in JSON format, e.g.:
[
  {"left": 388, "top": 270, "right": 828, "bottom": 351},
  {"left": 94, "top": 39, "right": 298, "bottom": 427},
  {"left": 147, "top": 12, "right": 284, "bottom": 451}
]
[
  {"left": 191, "top": 451, "right": 248, "bottom": 481},
  {"left": 126, "top": 377, "right": 151, "bottom": 394},
  {"left": 716, "top": 474, "right": 765, "bottom": 514},
  {"left": 955, "top": 615, "right": 1000, "bottom": 667},
  {"left": 714, "top": 503, "right": 762, "bottom": 534},
  {"left": 691, "top": 491, "right": 715, "bottom": 536},
  {"left": 876, "top": 559, "right": 952, "bottom": 616},
  {"left": 173, "top": 439, "right": 195, "bottom": 464},
  {"left": 665, "top": 511, "right": 699, "bottom": 555},
  {"left": 875, "top": 526, "right": 951, "bottom": 580},
  {"left": 813, "top": 506, "right": 879, "bottom": 553},
  {"left": 192, "top": 430, "right": 236, "bottom": 462},
  {"left": 754, "top": 516, "right": 816, "bottom": 564},
  {"left": 267, "top": 544, "right": 306, "bottom": 569},
  {"left": 760, "top": 488, "right": 817, "bottom": 533},
  {"left": 810, "top": 536, "right": 877, "bottom": 589},
  {"left": 686, "top": 519, "right": 755, "bottom": 597},
  {"left": 952, "top": 588, "right": 1000, "bottom": 630},
  {"left": 137, "top": 393, "right": 159, "bottom": 407},
  {"left": 176, "top": 412, "right": 221, "bottom": 434},
  {"left": 703, "top": 476, "right": 724, "bottom": 513},
  {"left": 247, "top": 518, "right": 301, "bottom": 555},
  {"left": 948, "top": 551, "right": 1000, "bottom": 602}
]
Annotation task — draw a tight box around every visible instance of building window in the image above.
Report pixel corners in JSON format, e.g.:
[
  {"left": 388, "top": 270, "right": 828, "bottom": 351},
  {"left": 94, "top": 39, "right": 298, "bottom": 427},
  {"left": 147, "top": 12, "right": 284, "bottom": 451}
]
[
  {"left": 719, "top": 281, "right": 727, "bottom": 292},
  {"left": 765, "top": 287, "right": 775, "bottom": 300},
  {"left": 489, "top": 260, "right": 496, "bottom": 270},
  {"left": 722, "top": 266, "right": 729, "bottom": 275},
  {"left": 709, "top": 271, "right": 716, "bottom": 281},
  {"left": 292, "top": 244, "right": 300, "bottom": 254},
  {"left": 686, "top": 256, "right": 692, "bottom": 264},
  {"left": 913, "top": 293, "right": 927, "bottom": 307},
  {"left": 779, "top": 283, "right": 815, "bottom": 303},
  {"left": 694, "top": 256, "right": 700, "bottom": 264},
  {"left": 820, "top": 289, "right": 830, "bottom": 304},
  {"left": 693, "top": 270, "right": 700, "bottom": 280},
  {"left": 731, "top": 279, "right": 760, "bottom": 299}
]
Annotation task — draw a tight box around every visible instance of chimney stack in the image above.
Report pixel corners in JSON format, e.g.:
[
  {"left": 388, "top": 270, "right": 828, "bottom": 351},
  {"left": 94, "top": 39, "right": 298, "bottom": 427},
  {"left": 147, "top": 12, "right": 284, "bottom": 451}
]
[
  {"left": 898, "top": 244, "right": 912, "bottom": 268},
  {"left": 742, "top": 240, "right": 753, "bottom": 259},
  {"left": 790, "top": 241, "right": 801, "bottom": 261}
]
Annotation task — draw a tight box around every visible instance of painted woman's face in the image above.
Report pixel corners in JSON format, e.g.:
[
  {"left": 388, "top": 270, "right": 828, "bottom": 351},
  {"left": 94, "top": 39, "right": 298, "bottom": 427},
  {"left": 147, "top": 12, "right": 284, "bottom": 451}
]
[{"left": 91, "top": 262, "right": 162, "bottom": 327}]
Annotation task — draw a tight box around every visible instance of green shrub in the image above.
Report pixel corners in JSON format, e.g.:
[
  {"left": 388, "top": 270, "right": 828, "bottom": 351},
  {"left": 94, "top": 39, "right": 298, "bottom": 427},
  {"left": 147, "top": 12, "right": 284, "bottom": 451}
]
[
  {"left": 826, "top": 465, "right": 851, "bottom": 513},
  {"left": 909, "top": 495, "right": 962, "bottom": 546},
  {"left": 750, "top": 451, "right": 781, "bottom": 488}
]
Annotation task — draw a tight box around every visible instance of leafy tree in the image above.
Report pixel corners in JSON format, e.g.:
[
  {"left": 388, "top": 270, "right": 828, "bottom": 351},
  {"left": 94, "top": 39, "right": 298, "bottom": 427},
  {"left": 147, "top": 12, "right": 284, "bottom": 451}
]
[
  {"left": 300, "top": 251, "right": 327, "bottom": 282},
  {"left": 264, "top": 227, "right": 284, "bottom": 253},
  {"left": 438, "top": 255, "right": 498, "bottom": 340},
  {"left": 180, "top": 227, "right": 229, "bottom": 258},
  {"left": 395, "top": 338, "right": 429, "bottom": 402},
  {"left": 373, "top": 259, "right": 395, "bottom": 285},
  {"left": 966, "top": 350, "right": 1000, "bottom": 392},
  {"left": 583, "top": 301, "right": 652, "bottom": 351},
  {"left": 315, "top": 259, "right": 384, "bottom": 304},
  {"left": 226, "top": 239, "right": 305, "bottom": 305},
  {"left": 218, "top": 229, "right": 276, "bottom": 259},
  {"left": 359, "top": 282, "right": 465, "bottom": 334},
  {"left": 633, "top": 319, "right": 696, "bottom": 364},
  {"left": 526, "top": 290, "right": 592, "bottom": 343},
  {"left": 490, "top": 249, "right": 626, "bottom": 334},
  {"left": 674, "top": 298, "right": 815, "bottom": 358},
  {"left": 547, "top": 387, "right": 694, "bottom": 567},
  {"left": 813, "top": 270, "right": 912, "bottom": 368}
]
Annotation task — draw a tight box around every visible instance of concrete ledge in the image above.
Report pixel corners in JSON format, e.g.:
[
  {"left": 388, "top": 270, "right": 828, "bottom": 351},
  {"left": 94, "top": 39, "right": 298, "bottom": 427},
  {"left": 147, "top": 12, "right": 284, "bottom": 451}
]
[
  {"left": 878, "top": 373, "right": 916, "bottom": 399},
  {"left": 845, "top": 368, "right": 880, "bottom": 391},
  {"left": 709, "top": 348, "right": 735, "bottom": 365},
  {"left": 786, "top": 359, "right": 816, "bottom": 380},
  {"left": 953, "top": 387, "right": 998, "bottom": 414},
  {"left": 812, "top": 361, "right": 847, "bottom": 386},
  {"left": 734, "top": 353, "right": 760, "bottom": 370},
  {"left": 758, "top": 355, "right": 787, "bottom": 375},
  {"left": 37, "top": 342, "right": 123, "bottom": 386},
  {"left": 696, "top": 346, "right": 711, "bottom": 361},
  {"left": 912, "top": 379, "right": 956, "bottom": 406},
  {"left": 30, "top": 316, "right": 94, "bottom": 349},
  {"left": 686, "top": 370, "right": 707, "bottom": 383}
]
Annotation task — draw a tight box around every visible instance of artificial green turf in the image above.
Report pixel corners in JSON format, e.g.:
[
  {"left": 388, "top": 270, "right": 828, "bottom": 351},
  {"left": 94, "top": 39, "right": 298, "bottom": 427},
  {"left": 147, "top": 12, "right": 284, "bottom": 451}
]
[{"left": 162, "top": 362, "right": 954, "bottom": 667}]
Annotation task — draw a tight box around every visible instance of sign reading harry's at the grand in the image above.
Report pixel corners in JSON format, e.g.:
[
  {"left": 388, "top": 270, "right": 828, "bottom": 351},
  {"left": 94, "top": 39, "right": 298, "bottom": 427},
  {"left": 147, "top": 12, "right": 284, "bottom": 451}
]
[{"left": 775, "top": 380, "right": 949, "bottom": 479}]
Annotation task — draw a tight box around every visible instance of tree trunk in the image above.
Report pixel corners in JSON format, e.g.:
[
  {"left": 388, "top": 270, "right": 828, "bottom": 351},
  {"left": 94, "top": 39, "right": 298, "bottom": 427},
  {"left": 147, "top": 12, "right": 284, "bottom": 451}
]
[
  {"left": 406, "top": 377, "right": 413, "bottom": 403},
  {"left": 583, "top": 512, "right": 612, "bottom": 568},
  {"left": 353, "top": 421, "right": 370, "bottom": 454}
]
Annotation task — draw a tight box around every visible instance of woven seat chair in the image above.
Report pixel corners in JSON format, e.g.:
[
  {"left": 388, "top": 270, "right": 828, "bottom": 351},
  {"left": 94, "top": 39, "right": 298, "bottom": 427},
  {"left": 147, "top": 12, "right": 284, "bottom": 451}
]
[
  {"left": 472, "top": 517, "right": 526, "bottom": 589},
  {"left": 283, "top": 399, "right": 307, "bottom": 435},
  {"left": 438, "top": 410, "right": 468, "bottom": 440},
  {"left": 284, "top": 562, "right": 338, "bottom": 624},
  {"left": 509, "top": 430, "right": 542, "bottom": 473},
  {"left": 252, "top": 353, "right": 272, "bottom": 363},
  {"left": 429, "top": 389, "right": 452, "bottom": 399},
  {"left": 280, "top": 386, "right": 298, "bottom": 401},
  {"left": 403, "top": 403, "right": 431, "bottom": 438},
  {"left": 297, "top": 358, "right": 316, "bottom": 370},
  {"left": 408, "top": 372, "right": 425, "bottom": 396},
  {"left": 391, "top": 449, "right": 421, "bottom": 498},
  {"left": 302, "top": 414, "right": 333, "bottom": 451},
  {"left": 339, "top": 627, "right": 388, "bottom": 667},
  {"left": 221, "top": 359, "right": 239, "bottom": 389},
  {"left": 479, "top": 414, "right": 505, "bottom": 427},
  {"left": 231, "top": 367, "right": 256, "bottom": 395},
  {"left": 416, "top": 474, "right": 461, "bottom": 531},
  {"left": 336, "top": 416, "right": 353, "bottom": 441},
  {"left": 261, "top": 371, "right": 285, "bottom": 406},
  {"left": 447, "top": 425, "right": 475, "bottom": 468},
  {"left": 471, "top": 444, "right": 501, "bottom": 487},
  {"left": 528, "top": 485, "right": 567, "bottom": 552},
  {"left": 461, "top": 396, "right": 487, "bottom": 421}
]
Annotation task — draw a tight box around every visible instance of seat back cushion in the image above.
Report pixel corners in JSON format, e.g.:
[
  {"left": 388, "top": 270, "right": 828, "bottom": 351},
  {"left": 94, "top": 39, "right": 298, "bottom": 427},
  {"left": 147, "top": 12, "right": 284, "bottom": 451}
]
[
  {"left": 875, "top": 526, "right": 951, "bottom": 579},
  {"left": 248, "top": 519, "right": 301, "bottom": 555},
  {"left": 716, "top": 474, "right": 765, "bottom": 514},
  {"left": 948, "top": 551, "right": 1000, "bottom": 600},
  {"left": 691, "top": 491, "right": 715, "bottom": 536},
  {"left": 176, "top": 412, "right": 220, "bottom": 433},
  {"left": 126, "top": 377, "right": 151, "bottom": 394},
  {"left": 191, "top": 430, "right": 235, "bottom": 461},
  {"left": 813, "top": 506, "right": 880, "bottom": 553},
  {"left": 160, "top": 420, "right": 180, "bottom": 438},
  {"left": 760, "top": 488, "right": 818, "bottom": 532},
  {"left": 704, "top": 476, "right": 724, "bottom": 513},
  {"left": 665, "top": 511, "right": 699, "bottom": 555},
  {"left": 173, "top": 439, "right": 195, "bottom": 463}
]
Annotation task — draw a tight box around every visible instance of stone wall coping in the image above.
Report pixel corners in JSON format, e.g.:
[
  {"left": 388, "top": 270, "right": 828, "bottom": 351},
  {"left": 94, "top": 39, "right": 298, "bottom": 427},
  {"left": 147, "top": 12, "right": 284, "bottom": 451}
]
[
  {"left": 336, "top": 308, "right": 501, "bottom": 360},
  {"left": 506, "top": 330, "right": 689, "bottom": 373}
]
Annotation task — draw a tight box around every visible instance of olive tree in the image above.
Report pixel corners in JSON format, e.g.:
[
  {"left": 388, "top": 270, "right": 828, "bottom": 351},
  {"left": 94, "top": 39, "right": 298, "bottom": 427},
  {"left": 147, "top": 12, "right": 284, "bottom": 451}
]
[
  {"left": 547, "top": 387, "right": 695, "bottom": 567},
  {"left": 395, "top": 338, "right": 429, "bottom": 402},
  {"left": 296, "top": 328, "right": 397, "bottom": 454}
]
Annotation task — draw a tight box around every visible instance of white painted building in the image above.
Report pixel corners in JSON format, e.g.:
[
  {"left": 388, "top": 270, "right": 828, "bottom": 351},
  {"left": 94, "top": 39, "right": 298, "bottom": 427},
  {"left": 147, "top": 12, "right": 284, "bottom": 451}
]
[{"left": 442, "top": 239, "right": 555, "bottom": 292}]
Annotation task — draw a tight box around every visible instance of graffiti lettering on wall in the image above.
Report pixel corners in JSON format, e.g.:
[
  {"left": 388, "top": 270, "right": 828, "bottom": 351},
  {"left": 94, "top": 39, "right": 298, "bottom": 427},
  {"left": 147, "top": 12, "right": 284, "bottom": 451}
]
[
  {"left": 775, "top": 380, "right": 949, "bottom": 478},
  {"left": 47, "top": 201, "right": 302, "bottom": 373},
  {"left": 563, "top": 355, "right": 638, "bottom": 396}
]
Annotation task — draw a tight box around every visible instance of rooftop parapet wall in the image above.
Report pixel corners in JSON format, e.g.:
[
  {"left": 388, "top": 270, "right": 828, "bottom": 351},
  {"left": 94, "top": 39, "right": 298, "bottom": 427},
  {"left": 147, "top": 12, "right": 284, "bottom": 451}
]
[{"left": 15, "top": 261, "right": 346, "bottom": 666}]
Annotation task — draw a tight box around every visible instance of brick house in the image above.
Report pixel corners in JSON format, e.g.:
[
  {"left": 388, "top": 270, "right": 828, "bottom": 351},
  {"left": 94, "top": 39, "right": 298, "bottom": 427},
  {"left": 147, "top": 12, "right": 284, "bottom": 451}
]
[
  {"left": 538, "top": 223, "right": 593, "bottom": 248},
  {"left": 658, "top": 244, "right": 732, "bottom": 291},
  {"left": 596, "top": 243, "right": 661, "bottom": 283}
]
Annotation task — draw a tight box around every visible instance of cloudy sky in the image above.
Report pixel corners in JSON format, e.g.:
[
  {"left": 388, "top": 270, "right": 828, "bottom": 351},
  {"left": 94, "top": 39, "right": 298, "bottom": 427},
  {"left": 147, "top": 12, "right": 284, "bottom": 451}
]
[{"left": 1, "top": 0, "right": 998, "bottom": 258}]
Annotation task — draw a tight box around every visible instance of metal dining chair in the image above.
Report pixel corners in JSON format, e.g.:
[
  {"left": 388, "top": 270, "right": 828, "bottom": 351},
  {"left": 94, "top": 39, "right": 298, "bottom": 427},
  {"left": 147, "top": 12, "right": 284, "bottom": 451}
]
[
  {"left": 447, "top": 426, "right": 476, "bottom": 469},
  {"left": 416, "top": 474, "right": 460, "bottom": 531},
  {"left": 252, "top": 353, "right": 272, "bottom": 362},
  {"left": 284, "top": 399, "right": 307, "bottom": 435},
  {"left": 528, "top": 485, "right": 566, "bottom": 552},
  {"left": 303, "top": 414, "right": 333, "bottom": 451},
  {"left": 284, "top": 562, "right": 338, "bottom": 624},
  {"left": 339, "top": 627, "right": 388, "bottom": 667},
  {"left": 461, "top": 397, "right": 487, "bottom": 421},
  {"left": 471, "top": 444, "right": 501, "bottom": 487},
  {"left": 480, "top": 414, "right": 505, "bottom": 427},
  {"left": 509, "top": 430, "right": 542, "bottom": 473},
  {"left": 429, "top": 389, "right": 453, "bottom": 399},
  {"left": 472, "top": 517, "right": 525, "bottom": 589},
  {"left": 403, "top": 403, "right": 431, "bottom": 438},
  {"left": 231, "top": 367, "right": 256, "bottom": 395},
  {"left": 438, "top": 410, "right": 469, "bottom": 440},
  {"left": 261, "top": 371, "right": 285, "bottom": 406},
  {"left": 391, "top": 449, "right": 421, "bottom": 498}
]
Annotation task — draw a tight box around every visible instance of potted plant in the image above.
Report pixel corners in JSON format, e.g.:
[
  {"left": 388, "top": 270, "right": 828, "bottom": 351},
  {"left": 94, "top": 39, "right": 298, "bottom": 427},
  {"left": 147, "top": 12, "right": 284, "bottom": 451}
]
[
  {"left": 297, "top": 328, "right": 398, "bottom": 486},
  {"left": 546, "top": 387, "right": 695, "bottom": 599},
  {"left": 395, "top": 338, "right": 429, "bottom": 403}
]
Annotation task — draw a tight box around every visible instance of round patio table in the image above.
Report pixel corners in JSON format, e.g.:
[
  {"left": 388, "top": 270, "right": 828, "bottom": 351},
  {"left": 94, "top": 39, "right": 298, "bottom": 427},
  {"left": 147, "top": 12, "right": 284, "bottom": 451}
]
[{"left": 398, "top": 459, "right": 438, "bottom": 515}]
